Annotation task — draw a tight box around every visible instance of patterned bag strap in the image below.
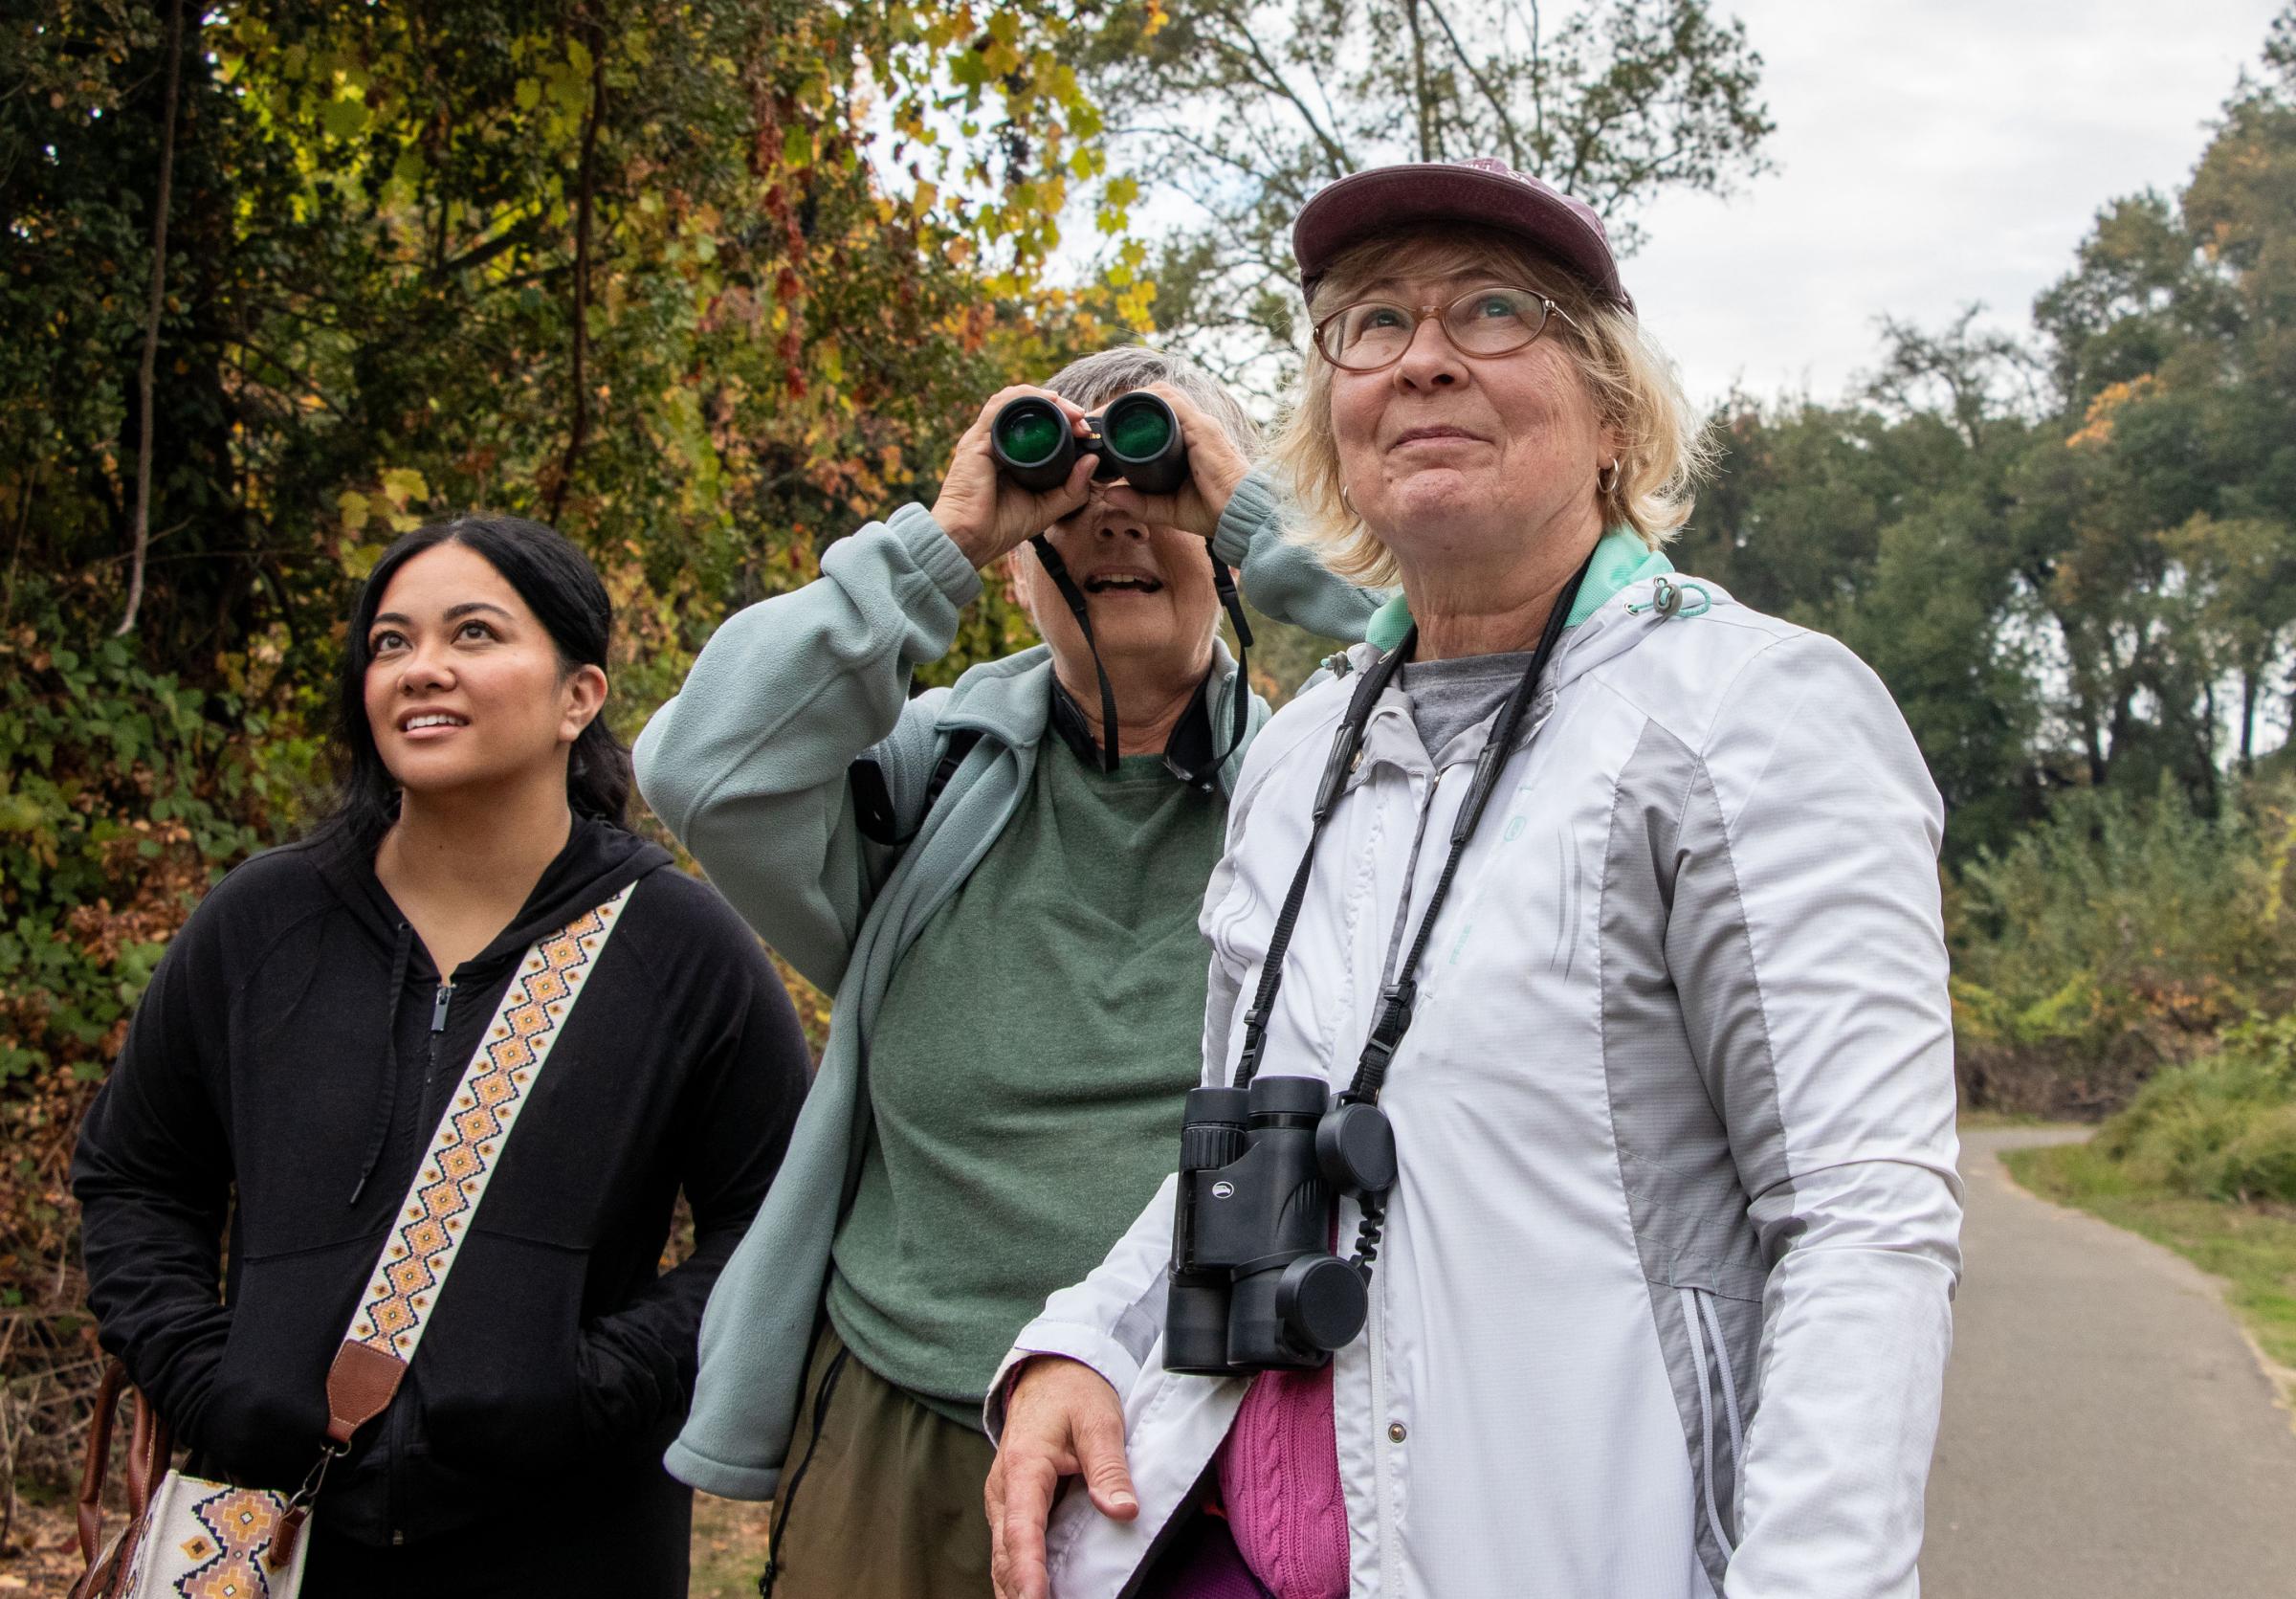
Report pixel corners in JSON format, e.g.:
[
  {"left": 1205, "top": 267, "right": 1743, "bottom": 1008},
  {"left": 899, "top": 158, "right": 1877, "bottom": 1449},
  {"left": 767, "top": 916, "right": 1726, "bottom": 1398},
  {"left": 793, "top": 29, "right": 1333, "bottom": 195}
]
[{"left": 320, "top": 882, "right": 636, "bottom": 1448}]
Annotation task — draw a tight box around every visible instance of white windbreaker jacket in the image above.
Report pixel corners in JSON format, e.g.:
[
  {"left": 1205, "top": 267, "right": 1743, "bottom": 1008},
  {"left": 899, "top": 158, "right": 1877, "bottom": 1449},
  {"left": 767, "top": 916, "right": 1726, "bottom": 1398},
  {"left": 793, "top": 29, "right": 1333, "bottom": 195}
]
[{"left": 990, "top": 571, "right": 1964, "bottom": 1599}]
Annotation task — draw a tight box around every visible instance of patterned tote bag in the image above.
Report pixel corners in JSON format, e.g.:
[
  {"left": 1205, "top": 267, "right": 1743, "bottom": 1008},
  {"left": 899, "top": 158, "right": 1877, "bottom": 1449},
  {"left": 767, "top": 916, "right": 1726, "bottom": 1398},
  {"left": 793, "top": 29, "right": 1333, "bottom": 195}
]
[{"left": 71, "top": 886, "right": 635, "bottom": 1599}]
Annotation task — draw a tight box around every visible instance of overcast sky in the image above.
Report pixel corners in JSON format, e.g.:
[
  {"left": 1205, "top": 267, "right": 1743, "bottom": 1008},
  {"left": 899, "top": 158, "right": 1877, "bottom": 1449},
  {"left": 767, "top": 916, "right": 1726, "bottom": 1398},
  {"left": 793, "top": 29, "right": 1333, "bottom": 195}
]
[{"left": 1625, "top": 1, "right": 2286, "bottom": 408}]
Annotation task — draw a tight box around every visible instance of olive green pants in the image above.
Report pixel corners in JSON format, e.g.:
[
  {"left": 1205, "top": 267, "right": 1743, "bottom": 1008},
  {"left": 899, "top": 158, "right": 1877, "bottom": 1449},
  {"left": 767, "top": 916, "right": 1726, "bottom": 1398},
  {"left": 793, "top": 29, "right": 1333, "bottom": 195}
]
[{"left": 765, "top": 1322, "right": 997, "bottom": 1599}]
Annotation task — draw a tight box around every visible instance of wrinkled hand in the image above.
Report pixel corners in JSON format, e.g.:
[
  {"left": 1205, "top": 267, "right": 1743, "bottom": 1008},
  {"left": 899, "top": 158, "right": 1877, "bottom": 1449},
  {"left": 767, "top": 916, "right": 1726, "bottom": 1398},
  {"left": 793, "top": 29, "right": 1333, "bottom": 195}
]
[
  {"left": 932, "top": 387, "right": 1098, "bottom": 568},
  {"left": 986, "top": 1357, "right": 1137, "bottom": 1599},
  {"left": 1095, "top": 383, "right": 1251, "bottom": 543}
]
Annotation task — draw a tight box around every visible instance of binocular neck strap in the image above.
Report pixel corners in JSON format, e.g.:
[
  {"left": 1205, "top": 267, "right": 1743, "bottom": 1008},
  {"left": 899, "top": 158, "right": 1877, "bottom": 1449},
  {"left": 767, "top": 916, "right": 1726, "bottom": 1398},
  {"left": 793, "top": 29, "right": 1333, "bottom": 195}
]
[
  {"left": 1233, "top": 550, "right": 1593, "bottom": 1099},
  {"left": 1028, "top": 535, "right": 1256, "bottom": 786},
  {"left": 1206, "top": 556, "right": 1254, "bottom": 781},
  {"left": 1029, "top": 534, "right": 1121, "bottom": 772}
]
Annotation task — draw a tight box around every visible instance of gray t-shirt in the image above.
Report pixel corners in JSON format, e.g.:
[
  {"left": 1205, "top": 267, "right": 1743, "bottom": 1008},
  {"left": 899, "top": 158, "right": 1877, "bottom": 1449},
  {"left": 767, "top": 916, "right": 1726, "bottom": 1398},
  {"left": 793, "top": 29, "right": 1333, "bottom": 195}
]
[{"left": 1400, "top": 650, "right": 1538, "bottom": 762}]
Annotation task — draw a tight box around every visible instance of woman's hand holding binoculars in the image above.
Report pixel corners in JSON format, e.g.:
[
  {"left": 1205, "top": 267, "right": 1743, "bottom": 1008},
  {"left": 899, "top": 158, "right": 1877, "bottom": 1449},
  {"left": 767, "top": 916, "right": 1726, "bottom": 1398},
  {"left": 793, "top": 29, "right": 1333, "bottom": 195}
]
[
  {"left": 931, "top": 382, "right": 1249, "bottom": 571},
  {"left": 933, "top": 387, "right": 1098, "bottom": 569},
  {"left": 1093, "top": 383, "right": 1251, "bottom": 544}
]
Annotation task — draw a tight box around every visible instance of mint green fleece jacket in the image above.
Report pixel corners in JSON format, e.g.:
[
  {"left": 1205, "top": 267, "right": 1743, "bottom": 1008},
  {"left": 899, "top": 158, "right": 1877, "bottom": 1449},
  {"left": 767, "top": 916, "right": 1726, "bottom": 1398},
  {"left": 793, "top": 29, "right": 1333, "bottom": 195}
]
[{"left": 633, "top": 469, "right": 1380, "bottom": 1497}]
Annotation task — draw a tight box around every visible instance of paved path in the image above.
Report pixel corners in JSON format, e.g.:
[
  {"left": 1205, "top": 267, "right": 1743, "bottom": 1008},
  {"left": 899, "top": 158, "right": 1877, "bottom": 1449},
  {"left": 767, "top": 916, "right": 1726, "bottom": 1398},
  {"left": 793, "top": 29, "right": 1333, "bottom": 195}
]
[{"left": 1922, "top": 1125, "right": 2296, "bottom": 1598}]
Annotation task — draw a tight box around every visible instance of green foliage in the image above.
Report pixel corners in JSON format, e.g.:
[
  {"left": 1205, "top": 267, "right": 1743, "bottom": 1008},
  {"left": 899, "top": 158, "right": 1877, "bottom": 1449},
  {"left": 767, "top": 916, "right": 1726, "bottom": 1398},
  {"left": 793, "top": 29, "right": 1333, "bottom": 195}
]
[
  {"left": 1952, "top": 778, "right": 2294, "bottom": 1056},
  {"left": 0, "top": 0, "right": 1145, "bottom": 1087},
  {"left": 2091, "top": 1013, "right": 2296, "bottom": 1204},
  {"left": 2001, "top": 34, "right": 2296, "bottom": 795},
  {"left": 0, "top": 598, "right": 320, "bottom": 1083},
  {"left": 0, "top": 0, "right": 1146, "bottom": 1480}
]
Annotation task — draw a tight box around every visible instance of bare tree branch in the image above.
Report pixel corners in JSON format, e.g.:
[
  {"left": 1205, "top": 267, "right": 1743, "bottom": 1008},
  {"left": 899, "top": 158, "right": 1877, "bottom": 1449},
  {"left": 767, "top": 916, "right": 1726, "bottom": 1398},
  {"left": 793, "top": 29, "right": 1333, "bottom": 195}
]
[
  {"left": 1210, "top": 2, "right": 1354, "bottom": 173},
  {"left": 1402, "top": 0, "right": 1435, "bottom": 161},
  {"left": 1096, "top": 0, "right": 1769, "bottom": 381},
  {"left": 1425, "top": 0, "right": 1527, "bottom": 168}
]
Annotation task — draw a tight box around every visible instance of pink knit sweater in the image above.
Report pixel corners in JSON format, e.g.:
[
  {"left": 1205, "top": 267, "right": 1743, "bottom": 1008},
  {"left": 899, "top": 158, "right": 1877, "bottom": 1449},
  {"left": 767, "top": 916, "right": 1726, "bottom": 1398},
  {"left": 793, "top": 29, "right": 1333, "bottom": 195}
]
[{"left": 1211, "top": 1361, "right": 1350, "bottom": 1599}]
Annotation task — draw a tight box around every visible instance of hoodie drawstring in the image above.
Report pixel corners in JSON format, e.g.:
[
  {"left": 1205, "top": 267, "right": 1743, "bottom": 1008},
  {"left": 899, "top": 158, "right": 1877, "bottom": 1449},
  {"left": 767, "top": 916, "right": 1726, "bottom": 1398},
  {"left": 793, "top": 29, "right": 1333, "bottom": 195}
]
[{"left": 348, "top": 920, "right": 414, "bottom": 1207}]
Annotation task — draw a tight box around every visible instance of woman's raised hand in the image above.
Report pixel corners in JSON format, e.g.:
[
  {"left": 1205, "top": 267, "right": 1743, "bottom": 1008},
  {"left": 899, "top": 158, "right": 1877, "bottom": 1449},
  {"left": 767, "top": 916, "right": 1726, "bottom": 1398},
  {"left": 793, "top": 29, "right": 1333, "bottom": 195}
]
[
  {"left": 985, "top": 1356, "right": 1137, "bottom": 1599},
  {"left": 1094, "top": 383, "right": 1251, "bottom": 543},
  {"left": 932, "top": 387, "right": 1098, "bottom": 568}
]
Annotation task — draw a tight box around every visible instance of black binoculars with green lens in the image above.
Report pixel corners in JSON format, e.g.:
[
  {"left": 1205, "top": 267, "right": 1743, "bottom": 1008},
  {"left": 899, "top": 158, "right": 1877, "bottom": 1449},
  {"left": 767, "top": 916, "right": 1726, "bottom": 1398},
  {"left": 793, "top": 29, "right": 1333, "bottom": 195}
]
[{"left": 990, "top": 391, "right": 1188, "bottom": 496}]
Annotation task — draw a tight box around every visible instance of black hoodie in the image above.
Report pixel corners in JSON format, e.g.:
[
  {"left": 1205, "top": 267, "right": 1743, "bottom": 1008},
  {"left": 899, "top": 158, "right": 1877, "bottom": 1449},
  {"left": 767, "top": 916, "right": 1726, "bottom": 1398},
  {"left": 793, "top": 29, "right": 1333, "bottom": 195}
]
[{"left": 71, "top": 818, "right": 807, "bottom": 1584}]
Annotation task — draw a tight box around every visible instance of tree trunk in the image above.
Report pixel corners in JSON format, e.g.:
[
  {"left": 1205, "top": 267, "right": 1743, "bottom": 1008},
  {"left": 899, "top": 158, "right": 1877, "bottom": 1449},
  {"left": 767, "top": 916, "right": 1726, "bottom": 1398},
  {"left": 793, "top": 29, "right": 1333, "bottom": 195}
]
[
  {"left": 2239, "top": 664, "right": 2260, "bottom": 773},
  {"left": 547, "top": 29, "right": 607, "bottom": 527},
  {"left": 115, "top": 0, "right": 188, "bottom": 637}
]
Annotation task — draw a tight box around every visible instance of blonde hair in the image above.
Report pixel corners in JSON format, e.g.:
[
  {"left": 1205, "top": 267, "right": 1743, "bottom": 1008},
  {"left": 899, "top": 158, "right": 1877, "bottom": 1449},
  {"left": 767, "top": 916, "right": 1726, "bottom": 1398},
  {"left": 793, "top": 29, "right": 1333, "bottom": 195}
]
[{"left": 1269, "top": 227, "right": 1713, "bottom": 586}]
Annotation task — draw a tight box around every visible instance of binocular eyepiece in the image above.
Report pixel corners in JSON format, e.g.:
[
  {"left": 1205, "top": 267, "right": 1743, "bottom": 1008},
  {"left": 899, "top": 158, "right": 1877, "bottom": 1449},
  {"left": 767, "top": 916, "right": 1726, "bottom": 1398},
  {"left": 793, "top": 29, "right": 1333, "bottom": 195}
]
[
  {"left": 1162, "top": 1075, "right": 1397, "bottom": 1375},
  {"left": 990, "top": 391, "right": 1188, "bottom": 496}
]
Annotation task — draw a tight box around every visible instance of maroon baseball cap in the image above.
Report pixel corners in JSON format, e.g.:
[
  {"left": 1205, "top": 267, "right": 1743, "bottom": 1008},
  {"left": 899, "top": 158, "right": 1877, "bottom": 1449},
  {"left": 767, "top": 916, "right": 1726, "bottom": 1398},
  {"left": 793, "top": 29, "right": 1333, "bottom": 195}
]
[{"left": 1292, "top": 158, "right": 1632, "bottom": 312}]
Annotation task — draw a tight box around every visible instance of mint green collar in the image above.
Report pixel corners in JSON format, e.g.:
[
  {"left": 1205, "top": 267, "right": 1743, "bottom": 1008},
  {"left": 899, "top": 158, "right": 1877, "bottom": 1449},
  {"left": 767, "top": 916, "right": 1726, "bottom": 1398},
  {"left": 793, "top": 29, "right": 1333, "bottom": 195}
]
[{"left": 1362, "top": 528, "right": 1672, "bottom": 654}]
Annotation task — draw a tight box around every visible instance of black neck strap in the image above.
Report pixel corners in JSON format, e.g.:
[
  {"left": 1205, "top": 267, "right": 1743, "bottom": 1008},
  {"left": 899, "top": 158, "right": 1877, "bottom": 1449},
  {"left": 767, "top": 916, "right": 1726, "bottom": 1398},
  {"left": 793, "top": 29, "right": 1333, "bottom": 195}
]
[
  {"left": 1028, "top": 535, "right": 1253, "bottom": 787},
  {"left": 1233, "top": 552, "right": 1593, "bottom": 1100}
]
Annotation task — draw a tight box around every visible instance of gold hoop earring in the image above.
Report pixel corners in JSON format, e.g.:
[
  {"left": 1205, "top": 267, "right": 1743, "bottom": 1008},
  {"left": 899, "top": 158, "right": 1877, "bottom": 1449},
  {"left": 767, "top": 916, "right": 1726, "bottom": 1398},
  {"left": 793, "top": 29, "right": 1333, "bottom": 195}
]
[{"left": 1597, "top": 459, "right": 1620, "bottom": 496}]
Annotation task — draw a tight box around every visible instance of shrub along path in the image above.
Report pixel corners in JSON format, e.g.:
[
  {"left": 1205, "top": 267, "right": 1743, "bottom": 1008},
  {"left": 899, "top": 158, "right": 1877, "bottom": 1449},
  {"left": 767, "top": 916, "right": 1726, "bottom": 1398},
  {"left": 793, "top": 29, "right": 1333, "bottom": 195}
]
[{"left": 1922, "top": 1125, "right": 2296, "bottom": 1598}]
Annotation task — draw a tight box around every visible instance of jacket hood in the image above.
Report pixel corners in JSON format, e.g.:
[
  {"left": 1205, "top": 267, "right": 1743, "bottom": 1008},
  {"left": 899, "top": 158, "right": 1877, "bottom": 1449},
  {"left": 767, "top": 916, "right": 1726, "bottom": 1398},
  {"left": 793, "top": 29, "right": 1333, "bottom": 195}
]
[
  {"left": 1345, "top": 534, "right": 1728, "bottom": 701},
  {"left": 935, "top": 638, "right": 1246, "bottom": 745},
  {"left": 304, "top": 815, "right": 673, "bottom": 975},
  {"left": 933, "top": 638, "right": 1255, "bottom": 794},
  {"left": 1321, "top": 565, "right": 1739, "bottom": 780},
  {"left": 1361, "top": 526, "right": 1675, "bottom": 655}
]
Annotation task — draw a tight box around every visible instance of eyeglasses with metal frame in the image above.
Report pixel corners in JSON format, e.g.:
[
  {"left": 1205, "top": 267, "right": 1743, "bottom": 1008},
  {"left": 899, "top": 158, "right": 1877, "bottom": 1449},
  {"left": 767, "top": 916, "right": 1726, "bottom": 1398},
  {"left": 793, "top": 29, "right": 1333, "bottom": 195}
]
[{"left": 1312, "top": 286, "right": 1582, "bottom": 373}]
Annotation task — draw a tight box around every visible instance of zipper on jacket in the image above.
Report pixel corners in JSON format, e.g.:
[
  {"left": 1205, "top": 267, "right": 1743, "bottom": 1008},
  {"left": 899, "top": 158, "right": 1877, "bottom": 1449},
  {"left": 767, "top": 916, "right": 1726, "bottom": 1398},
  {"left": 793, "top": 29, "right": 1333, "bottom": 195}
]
[
  {"left": 1374, "top": 697, "right": 1563, "bottom": 996},
  {"left": 381, "top": 984, "right": 453, "bottom": 1545},
  {"left": 1366, "top": 1250, "right": 1400, "bottom": 1599},
  {"left": 1377, "top": 766, "right": 1448, "bottom": 989},
  {"left": 427, "top": 982, "right": 453, "bottom": 1077}
]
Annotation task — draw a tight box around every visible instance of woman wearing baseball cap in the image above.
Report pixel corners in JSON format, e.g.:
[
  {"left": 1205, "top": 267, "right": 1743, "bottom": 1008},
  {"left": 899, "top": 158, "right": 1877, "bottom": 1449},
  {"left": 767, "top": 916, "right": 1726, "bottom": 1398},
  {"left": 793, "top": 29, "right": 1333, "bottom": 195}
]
[{"left": 983, "top": 159, "right": 1962, "bottom": 1599}]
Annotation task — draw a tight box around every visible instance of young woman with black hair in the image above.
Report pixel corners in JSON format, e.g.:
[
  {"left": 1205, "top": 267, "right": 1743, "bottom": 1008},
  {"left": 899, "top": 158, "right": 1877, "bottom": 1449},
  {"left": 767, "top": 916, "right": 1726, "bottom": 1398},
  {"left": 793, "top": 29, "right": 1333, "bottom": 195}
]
[{"left": 72, "top": 516, "right": 810, "bottom": 1597}]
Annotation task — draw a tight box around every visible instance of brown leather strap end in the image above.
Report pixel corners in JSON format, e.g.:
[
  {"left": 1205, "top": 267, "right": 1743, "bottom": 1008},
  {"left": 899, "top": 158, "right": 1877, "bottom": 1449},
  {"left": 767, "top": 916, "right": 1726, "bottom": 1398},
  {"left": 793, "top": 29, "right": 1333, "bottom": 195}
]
[
  {"left": 323, "top": 1340, "right": 406, "bottom": 1444},
  {"left": 268, "top": 1503, "right": 309, "bottom": 1571}
]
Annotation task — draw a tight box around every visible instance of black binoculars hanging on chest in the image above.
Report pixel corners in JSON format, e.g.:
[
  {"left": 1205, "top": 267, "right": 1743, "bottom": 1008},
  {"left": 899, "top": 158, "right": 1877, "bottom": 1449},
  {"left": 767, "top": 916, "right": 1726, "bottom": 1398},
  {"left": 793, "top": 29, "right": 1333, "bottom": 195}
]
[
  {"left": 990, "top": 391, "right": 1189, "bottom": 495},
  {"left": 1162, "top": 1074, "right": 1396, "bottom": 1374}
]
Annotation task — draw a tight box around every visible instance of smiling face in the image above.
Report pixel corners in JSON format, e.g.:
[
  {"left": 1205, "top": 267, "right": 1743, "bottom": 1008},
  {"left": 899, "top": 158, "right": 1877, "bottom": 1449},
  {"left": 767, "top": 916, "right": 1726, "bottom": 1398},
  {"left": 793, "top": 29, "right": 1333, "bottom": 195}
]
[
  {"left": 1004, "top": 488, "right": 1222, "bottom": 694},
  {"left": 360, "top": 540, "right": 606, "bottom": 806},
  {"left": 1325, "top": 249, "right": 1617, "bottom": 588}
]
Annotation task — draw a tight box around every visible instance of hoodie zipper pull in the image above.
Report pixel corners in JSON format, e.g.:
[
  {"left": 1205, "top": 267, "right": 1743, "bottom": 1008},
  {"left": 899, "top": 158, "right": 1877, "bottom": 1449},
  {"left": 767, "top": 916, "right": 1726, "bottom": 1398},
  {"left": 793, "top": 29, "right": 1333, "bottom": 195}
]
[{"left": 427, "top": 981, "right": 454, "bottom": 1080}]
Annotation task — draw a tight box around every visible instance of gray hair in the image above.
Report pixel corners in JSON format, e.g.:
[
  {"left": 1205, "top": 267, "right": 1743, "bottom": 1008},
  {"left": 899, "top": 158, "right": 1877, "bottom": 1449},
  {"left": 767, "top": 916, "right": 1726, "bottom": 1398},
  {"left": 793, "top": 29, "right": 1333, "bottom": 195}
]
[{"left": 1042, "top": 346, "right": 1261, "bottom": 455}]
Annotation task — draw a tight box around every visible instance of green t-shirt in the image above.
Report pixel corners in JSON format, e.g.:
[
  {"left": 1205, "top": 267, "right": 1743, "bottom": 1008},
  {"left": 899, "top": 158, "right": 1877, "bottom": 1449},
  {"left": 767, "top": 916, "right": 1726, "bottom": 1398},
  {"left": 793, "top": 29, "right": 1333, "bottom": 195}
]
[{"left": 826, "top": 744, "right": 1228, "bottom": 1423}]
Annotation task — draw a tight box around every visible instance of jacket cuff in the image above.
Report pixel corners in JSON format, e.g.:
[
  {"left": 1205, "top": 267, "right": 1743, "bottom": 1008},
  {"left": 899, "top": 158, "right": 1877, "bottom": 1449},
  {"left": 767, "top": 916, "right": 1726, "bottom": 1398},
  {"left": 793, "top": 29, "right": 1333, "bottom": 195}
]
[
  {"left": 884, "top": 502, "right": 985, "bottom": 609},
  {"left": 982, "top": 1321, "right": 1143, "bottom": 1443},
  {"left": 1210, "top": 468, "right": 1283, "bottom": 568},
  {"left": 662, "top": 1434, "right": 782, "bottom": 1500}
]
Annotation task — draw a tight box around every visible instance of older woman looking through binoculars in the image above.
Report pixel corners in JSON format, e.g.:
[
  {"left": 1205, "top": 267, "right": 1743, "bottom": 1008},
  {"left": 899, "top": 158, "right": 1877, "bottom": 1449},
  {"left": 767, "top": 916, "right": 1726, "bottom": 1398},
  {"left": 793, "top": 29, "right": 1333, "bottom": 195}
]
[{"left": 633, "top": 346, "right": 1380, "bottom": 1598}]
